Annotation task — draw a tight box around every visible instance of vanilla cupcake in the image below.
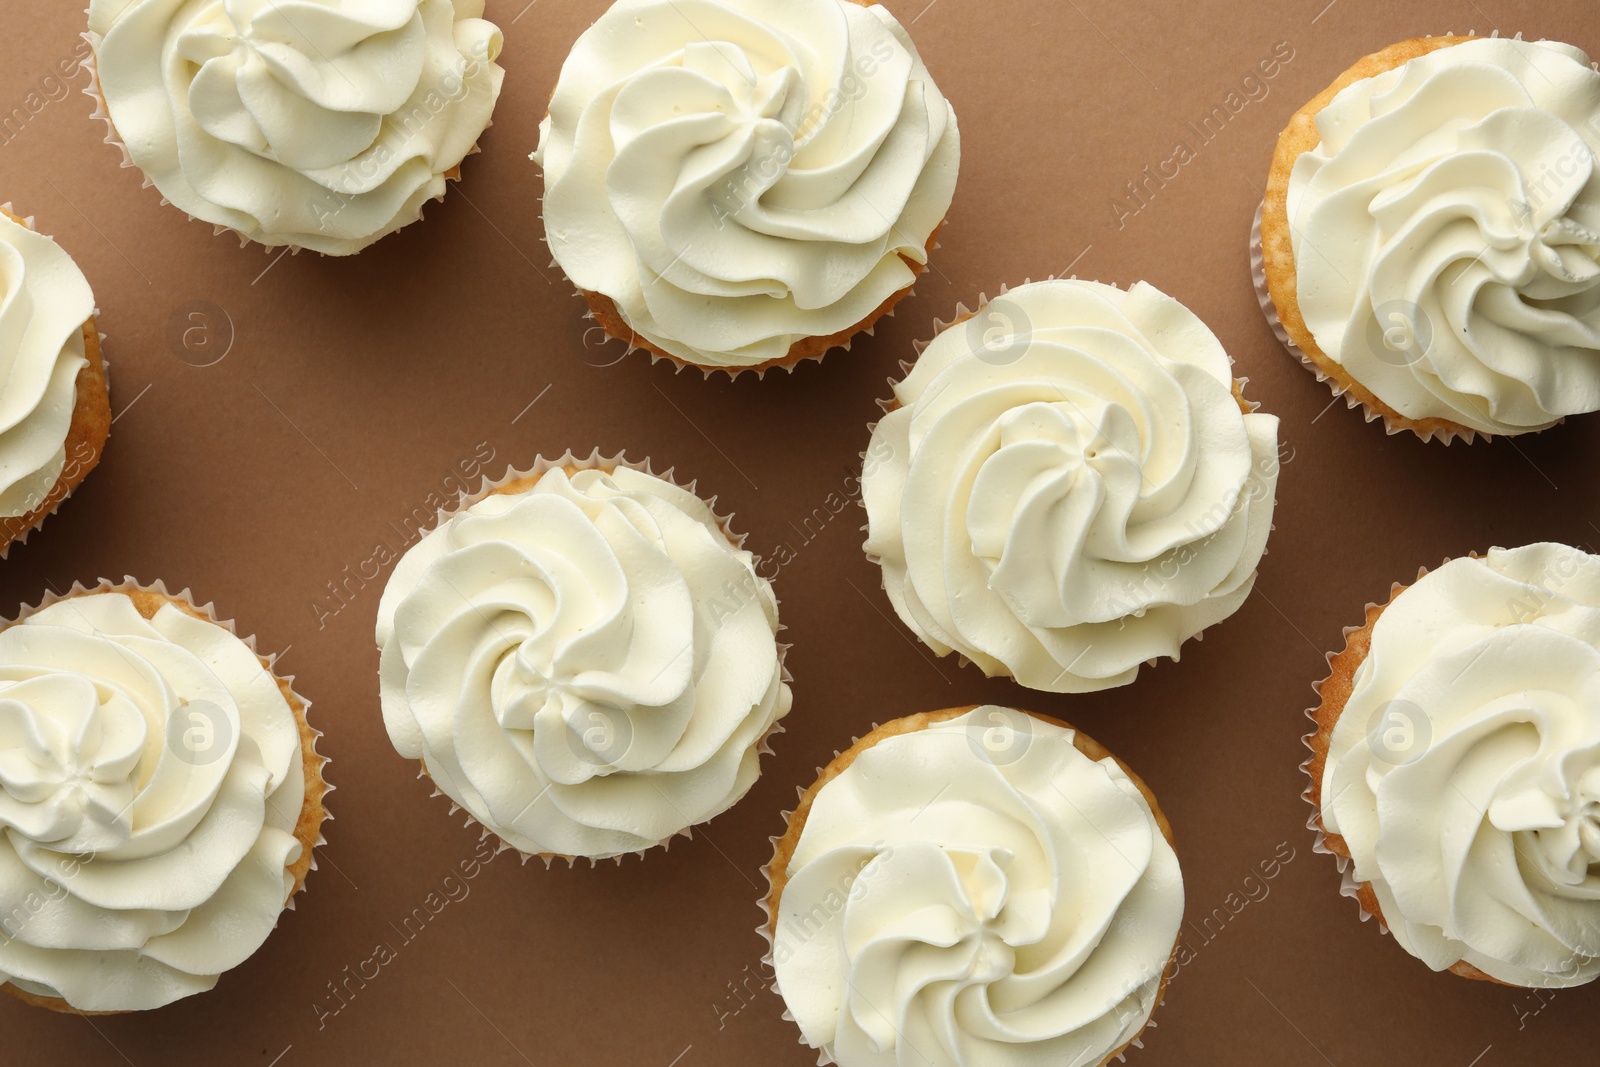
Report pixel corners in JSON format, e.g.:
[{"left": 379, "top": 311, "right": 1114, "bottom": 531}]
[
  {"left": 1306, "top": 544, "right": 1600, "bottom": 987},
  {"left": 863, "top": 279, "right": 1280, "bottom": 693},
  {"left": 1258, "top": 35, "right": 1600, "bottom": 441},
  {"left": 86, "top": 0, "right": 505, "bottom": 255},
  {"left": 376, "top": 454, "right": 791, "bottom": 861},
  {"left": 0, "top": 581, "right": 327, "bottom": 1014},
  {"left": 0, "top": 207, "right": 110, "bottom": 555},
  {"left": 533, "top": 0, "right": 959, "bottom": 374},
  {"left": 765, "top": 706, "right": 1183, "bottom": 1067}
]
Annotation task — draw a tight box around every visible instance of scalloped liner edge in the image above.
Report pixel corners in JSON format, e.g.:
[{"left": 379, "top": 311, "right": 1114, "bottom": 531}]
[{"left": 394, "top": 448, "right": 792, "bottom": 868}]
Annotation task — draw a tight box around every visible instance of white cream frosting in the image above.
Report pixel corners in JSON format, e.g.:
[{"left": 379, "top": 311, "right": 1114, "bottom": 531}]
[
  {"left": 376, "top": 465, "right": 791, "bottom": 859},
  {"left": 0, "top": 592, "right": 308, "bottom": 1012},
  {"left": 772, "top": 708, "right": 1183, "bottom": 1067},
  {"left": 863, "top": 280, "right": 1280, "bottom": 693},
  {"left": 0, "top": 213, "right": 94, "bottom": 521},
  {"left": 532, "top": 0, "right": 959, "bottom": 368},
  {"left": 1288, "top": 37, "right": 1600, "bottom": 435},
  {"left": 1321, "top": 544, "right": 1600, "bottom": 987},
  {"left": 87, "top": 0, "right": 505, "bottom": 255}
]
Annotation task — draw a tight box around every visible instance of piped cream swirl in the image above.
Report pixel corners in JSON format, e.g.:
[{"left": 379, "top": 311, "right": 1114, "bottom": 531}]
[
  {"left": 1322, "top": 543, "right": 1600, "bottom": 987},
  {"left": 88, "top": 0, "right": 505, "bottom": 255},
  {"left": 376, "top": 465, "right": 791, "bottom": 859},
  {"left": 533, "top": 0, "right": 959, "bottom": 368},
  {"left": 0, "top": 592, "right": 308, "bottom": 1012},
  {"left": 0, "top": 213, "right": 93, "bottom": 520},
  {"left": 1289, "top": 37, "right": 1600, "bottom": 435},
  {"left": 863, "top": 280, "right": 1279, "bottom": 693},
  {"left": 772, "top": 708, "right": 1183, "bottom": 1067}
]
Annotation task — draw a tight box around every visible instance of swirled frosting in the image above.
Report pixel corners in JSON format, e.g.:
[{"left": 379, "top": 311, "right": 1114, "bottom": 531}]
[
  {"left": 1288, "top": 37, "right": 1600, "bottom": 435},
  {"left": 772, "top": 708, "right": 1183, "bottom": 1067},
  {"left": 376, "top": 465, "right": 791, "bottom": 859},
  {"left": 0, "top": 213, "right": 94, "bottom": 521},
  {"left": 1321, "top": 543, "right": 1600, "bottom": 987},
  {"left": 0, "top": 592, "right": 309, "bottom": 1011},
  {"left": 532, "top": 0, "right": 959, "bottom": 368},
  {"left": 863, "top": 280, "right": 1280, "bottom": 693},
  {"left": 87, "top": 0, "right": 505, "bottom": 255}
]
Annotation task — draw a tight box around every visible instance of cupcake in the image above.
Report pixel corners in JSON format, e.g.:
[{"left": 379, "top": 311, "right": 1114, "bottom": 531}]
[
  {"left": 863, "top": 279, "right": 1281, "bottom": 693},
  {"left": 85, "top": 0, "right": 505, "bottom": 255},
  {"left": 1257, "top": 35, "right": 1600, "bottom": 441},
  {"left": 375, "top": 453, "right": 791, "bottom": 862},
  {"left": 764, "top": 705, "right": 1183, "bottom": 1066},
  {"left": 0, "top": 207, "right": 110, "bottom": 555},
  {"left": 532, "top": 0, "right": 960, "bottom": 375},
  {"left": 1305, "top": 543, "right": 1600, "bottom": 987},
  {"left": 0, "top": 580, "right": 327, "bottom": 1013}
]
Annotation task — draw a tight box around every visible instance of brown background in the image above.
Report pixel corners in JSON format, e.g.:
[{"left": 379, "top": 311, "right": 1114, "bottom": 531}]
[{"left": 2, "top": 0, "right": 1597, "bottom": 1063}]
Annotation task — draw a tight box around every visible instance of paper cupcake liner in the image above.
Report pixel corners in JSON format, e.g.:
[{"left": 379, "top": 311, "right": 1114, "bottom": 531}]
[
  {"left": 0, "top": 577, "right": 331, "bottom": 1014},
  {"left": 81, "top": 38, "right": 485, "bottom": 257},
  {"left": 402, "top": 449, "right": 792, "bottom": 869},
  {"left": 858, "top": 280, "right": 1267, "bottom": 683},
  {"left": 0, "top": 205, "right": 112, "bottom": 560},
  {"left": 548, "top": 218, "right": 946, "bottom": 381},
  {"left": 758, "top": 709, "right": 1171, "bottom": 1067},
  {"left": 1299, "top": 563, "right": 1444, "bottom": 937}
]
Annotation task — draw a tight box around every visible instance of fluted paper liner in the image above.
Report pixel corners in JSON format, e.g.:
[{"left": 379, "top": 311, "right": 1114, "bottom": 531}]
[
  {"left": 759, "top": 706, "right": 1180, "bottom": 1066},
  {"left": 1299, "top": 557, "right": 1512, "bottom": 985},
  {"left": 0, "top": 205, "right": 112, "bottom": 559},
  {"left": 0, "top": 577, "right": 331, "bottom": 1014},
  {"left": 393, "top": 449, "right": 792, "bottom": 868},
  {"left": 82, "top": 38, "right": 490, "bottom": 257}
]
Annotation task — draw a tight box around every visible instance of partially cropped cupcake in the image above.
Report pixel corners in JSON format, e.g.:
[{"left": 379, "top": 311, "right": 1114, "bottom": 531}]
[
  {"left": 863, "top": 279, "right": 1280, "bottom": 693},
  {"left": 0, "top": 581, "right": 327, "bottom": 1013},
  {"left": 1258, "top": 35, "right": 1600, "bottom": 441},
  {"left": 0, "top": 206, "right": 110, "bottom": 555},
  {"left": 533, "top": 0, "right": 960, "bottom": 374},
  {"left": 376, "top": 454, "right": 791, "bottom": 861},
  {"left": 1306, "top": 543, "right": 1600, "bottom": 988},
  {"left": 86, "top": 0, "right": 505, "bottom": 254},
  {"left": 765, "top": 706, "right": 1183, "bottom": 1066}
]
